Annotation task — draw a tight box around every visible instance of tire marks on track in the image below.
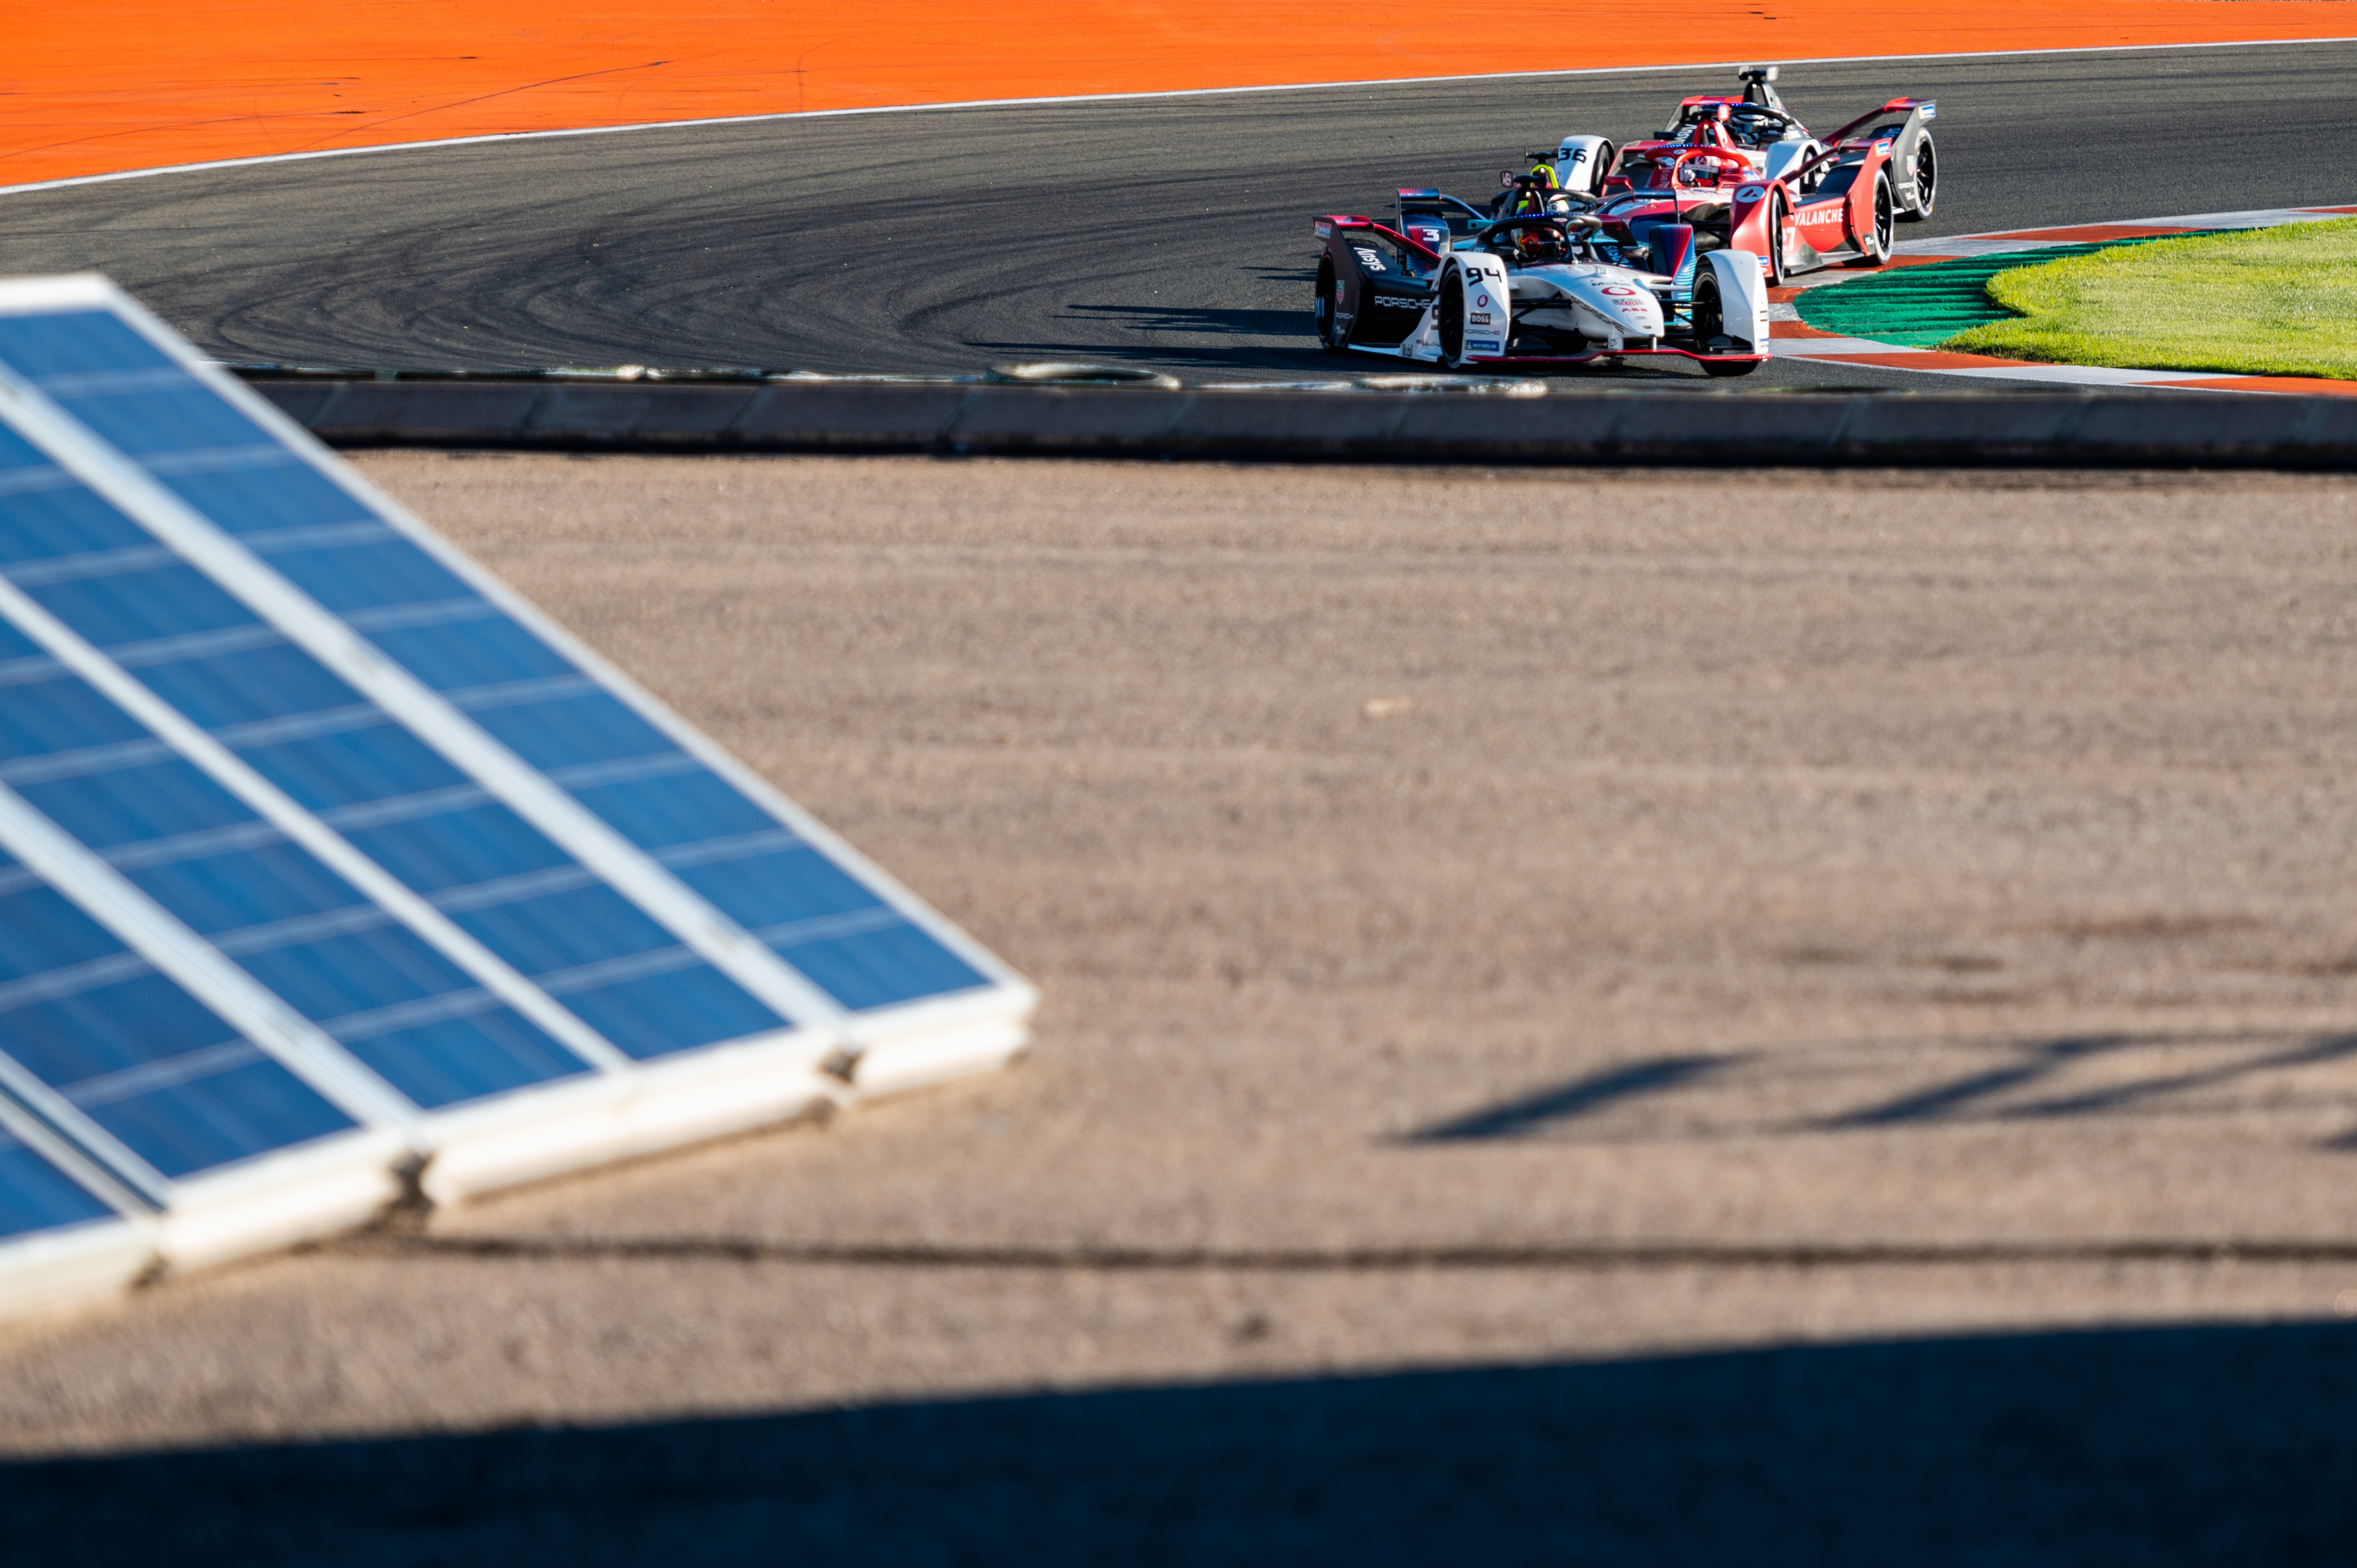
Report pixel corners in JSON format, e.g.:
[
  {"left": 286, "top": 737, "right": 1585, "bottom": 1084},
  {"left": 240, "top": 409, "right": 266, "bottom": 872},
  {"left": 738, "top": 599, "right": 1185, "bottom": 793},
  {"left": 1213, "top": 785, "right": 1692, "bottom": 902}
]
[{"left": 5, "top": 45, "right": 2357, "bottom": 385}]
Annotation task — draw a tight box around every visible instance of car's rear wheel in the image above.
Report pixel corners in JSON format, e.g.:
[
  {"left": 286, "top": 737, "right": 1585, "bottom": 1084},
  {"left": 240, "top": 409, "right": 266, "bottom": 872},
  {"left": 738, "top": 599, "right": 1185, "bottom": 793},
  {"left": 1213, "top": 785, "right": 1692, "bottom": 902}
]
[
  {"left": 1438, "top": 269, "right": 1470, "bottom": 368},
  {"left": 1860, "top": 173, "right": 1894, "bottom": 265},
  {"left": 1582, "top": 140, "right": 1617, "bottom": 197},
  {"left": 1313, "top": 259, "right": 1349, "bottom": 351},
  {"left": 1900, "top": 133, "right": 1937, "bottom": 222}
]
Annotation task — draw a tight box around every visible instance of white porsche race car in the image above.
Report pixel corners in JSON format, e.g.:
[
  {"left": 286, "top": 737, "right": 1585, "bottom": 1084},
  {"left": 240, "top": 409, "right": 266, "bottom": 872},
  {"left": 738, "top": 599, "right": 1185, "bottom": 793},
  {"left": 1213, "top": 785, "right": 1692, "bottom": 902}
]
[{"left": 1311, "top": 199, "right": 1770, "bottom": 375}]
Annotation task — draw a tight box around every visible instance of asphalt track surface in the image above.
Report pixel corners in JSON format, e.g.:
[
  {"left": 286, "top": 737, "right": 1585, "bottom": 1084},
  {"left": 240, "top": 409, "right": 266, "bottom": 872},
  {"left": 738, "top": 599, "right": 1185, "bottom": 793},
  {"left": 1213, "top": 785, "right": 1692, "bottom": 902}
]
[{"left": 4, "top": 42, "right": 2356, "bottom": 391}]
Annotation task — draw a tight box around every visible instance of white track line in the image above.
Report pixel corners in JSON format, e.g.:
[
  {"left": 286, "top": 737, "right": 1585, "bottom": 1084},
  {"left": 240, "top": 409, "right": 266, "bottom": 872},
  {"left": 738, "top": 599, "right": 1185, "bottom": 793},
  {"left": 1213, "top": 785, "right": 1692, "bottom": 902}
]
[
  {"left": 6, "top": 37, "right": 2357, "bottom": 199},
  {"left": 1890, "top": 205, "right": 2357, "bottom": 258}
]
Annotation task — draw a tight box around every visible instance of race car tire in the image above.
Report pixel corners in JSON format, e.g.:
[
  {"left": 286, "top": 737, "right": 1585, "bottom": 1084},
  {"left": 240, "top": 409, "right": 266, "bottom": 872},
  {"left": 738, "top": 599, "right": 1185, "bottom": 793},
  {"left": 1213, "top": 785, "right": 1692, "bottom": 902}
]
[
  {"left": 1860, "top": 173, "right": 1895, "bottom": 266},
  {"left": 1582, "top": 140, "right": 1617, "bottom": 197},
  {"left": 1764, "top": 190, "right": 1790, "bottom": 286},
  {"left": 1900, "top": 133, "right": 1937, "bottom": 222},
  {"left": 1692, "top": 271, "right": 1762, "bottom": 376},
  {"left": 1314, "top": 258, "right": 1349, "bottom": 351},
  {"left": 1692, "top": 269, "right": 1728, "bottom": 349},
  {"left": 1438, "top": 269, "right": 1471, "bottom": 369}
]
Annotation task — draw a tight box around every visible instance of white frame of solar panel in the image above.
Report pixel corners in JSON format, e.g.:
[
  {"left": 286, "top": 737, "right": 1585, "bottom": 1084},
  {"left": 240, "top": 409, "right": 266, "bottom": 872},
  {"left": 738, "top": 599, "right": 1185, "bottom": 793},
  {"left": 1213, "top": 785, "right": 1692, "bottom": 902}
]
[
  {"left": 0, "top": 275, "right": 1033, "bottom": 1246},
  {"left": 0, "top": 1091, "right": 158, "bottom": 1322}
]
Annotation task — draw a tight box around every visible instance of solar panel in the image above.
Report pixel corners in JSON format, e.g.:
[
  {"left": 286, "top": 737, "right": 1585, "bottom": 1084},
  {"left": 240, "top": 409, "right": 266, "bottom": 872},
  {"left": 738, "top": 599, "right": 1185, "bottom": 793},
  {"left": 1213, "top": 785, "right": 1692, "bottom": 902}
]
[
  {"left": 0, "top": 624, "right": 598, "bottom": 1111},
  {"left": 0, "top": 277, "right": 1034, "bottom": 1304},
  {"left": 0, "top": 308, "right": 1003, "bottom": 1015}
]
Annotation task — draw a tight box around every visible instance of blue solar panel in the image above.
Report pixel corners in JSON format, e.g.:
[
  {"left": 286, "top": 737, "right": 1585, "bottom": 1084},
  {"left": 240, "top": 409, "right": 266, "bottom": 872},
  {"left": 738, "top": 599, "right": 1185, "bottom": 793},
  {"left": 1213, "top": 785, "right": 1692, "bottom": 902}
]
[
  {"left": 0, "top": 655, "right": 601, "bottom": 1105},
  {"left": 0, "top": 311, "right": 176, "bottom": 380},
  {"left": 0, "top": 310, "right": 268, "bottom": 461},
  {"left": 0, "top": 1119, "right": 122, "bottom": 1241},
  {"left": 0, "top": 846, "right": 359, "bottom": 1182},
  {"left": 0, "top": 281, "right": 1029, "bottom": 1296}
]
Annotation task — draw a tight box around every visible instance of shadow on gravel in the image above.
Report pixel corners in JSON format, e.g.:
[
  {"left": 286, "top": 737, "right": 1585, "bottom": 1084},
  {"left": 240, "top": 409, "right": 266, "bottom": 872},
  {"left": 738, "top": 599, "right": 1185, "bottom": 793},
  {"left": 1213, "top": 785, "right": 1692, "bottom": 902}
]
[
  {"left": 1405, "top": 1030, "right": 2357, "bottom": 1148},
  {"left": 7, "top": 1322, "right": 2353, "bottom": 1565},
  {"left": 1408, "top": 1055, "right": 1734, "bottom": 1140}
]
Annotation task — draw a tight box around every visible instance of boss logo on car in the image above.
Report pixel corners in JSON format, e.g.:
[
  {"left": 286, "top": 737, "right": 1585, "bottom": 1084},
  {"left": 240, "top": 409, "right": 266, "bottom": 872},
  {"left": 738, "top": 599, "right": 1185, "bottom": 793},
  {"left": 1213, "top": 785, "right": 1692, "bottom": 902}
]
[{"left": 1470, "top": 311, "right": 1492, "bottom": 325}]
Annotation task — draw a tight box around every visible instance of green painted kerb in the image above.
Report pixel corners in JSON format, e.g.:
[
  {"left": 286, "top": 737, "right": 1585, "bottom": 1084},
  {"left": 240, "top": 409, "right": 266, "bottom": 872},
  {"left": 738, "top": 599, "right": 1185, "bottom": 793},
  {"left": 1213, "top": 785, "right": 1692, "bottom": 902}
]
[{"left": 1791, "top": 236, "right": 2225, "bottom": 348}]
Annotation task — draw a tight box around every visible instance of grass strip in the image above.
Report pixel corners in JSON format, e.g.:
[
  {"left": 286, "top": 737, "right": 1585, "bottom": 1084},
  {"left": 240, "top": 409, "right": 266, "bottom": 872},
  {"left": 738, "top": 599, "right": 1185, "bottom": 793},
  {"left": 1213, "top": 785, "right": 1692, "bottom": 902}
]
[
  {"left": 1792, "top": 237, "right": 2212, "bottom": 348},
  {"left": 1945, "top": 218, "right": 2357, "bottom": 378}
]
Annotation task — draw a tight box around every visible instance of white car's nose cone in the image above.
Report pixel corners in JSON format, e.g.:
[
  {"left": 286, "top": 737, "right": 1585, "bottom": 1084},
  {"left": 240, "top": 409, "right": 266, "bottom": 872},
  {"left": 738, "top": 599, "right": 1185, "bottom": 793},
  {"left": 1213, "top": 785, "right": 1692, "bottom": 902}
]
[
  {"left": 1507, "top": 264, "right": 1665, "bottom": 348},
  {"left": 1586, "top": 280, "right": 1661, "bottom": 332}
]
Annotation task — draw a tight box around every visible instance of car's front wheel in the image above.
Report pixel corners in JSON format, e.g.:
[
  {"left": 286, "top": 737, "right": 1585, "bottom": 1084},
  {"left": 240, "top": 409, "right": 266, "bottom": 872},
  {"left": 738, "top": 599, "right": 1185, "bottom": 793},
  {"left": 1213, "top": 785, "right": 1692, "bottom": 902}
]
[
  {"left": 1692, "top": 269, "right": 1728, "bottom": 348},
  {"left": 1693, "top": 271, "right": 1761, "bottom": 376},
  {"left": 1438, "top": 269, "right": 1470, "bottom": 368}
]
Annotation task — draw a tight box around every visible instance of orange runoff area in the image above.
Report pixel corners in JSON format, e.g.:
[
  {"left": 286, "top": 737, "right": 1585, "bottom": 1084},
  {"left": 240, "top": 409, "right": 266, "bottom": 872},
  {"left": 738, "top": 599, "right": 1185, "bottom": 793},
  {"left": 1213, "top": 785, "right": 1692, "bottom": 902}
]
[
  {"left": 8, "top": 1, "right": 2357, "bottom": 187},
  {"left": 2162, "top": 376, "right": 2357, "bottom": 394}
]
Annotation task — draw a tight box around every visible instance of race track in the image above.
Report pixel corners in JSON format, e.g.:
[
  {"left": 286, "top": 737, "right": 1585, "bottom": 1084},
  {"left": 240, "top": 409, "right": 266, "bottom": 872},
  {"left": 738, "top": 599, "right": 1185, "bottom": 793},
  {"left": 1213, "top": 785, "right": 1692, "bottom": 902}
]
[{"left": 3, "top": 42, "right": 2354, "bottom": 387}]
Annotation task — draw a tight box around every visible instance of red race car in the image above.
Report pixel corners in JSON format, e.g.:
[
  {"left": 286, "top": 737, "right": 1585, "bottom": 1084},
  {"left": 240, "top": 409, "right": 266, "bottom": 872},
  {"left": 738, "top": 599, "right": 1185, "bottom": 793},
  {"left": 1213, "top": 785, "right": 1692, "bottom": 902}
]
[{"left": 1583, "top": 68, "right": 1938, "bottom": 284}]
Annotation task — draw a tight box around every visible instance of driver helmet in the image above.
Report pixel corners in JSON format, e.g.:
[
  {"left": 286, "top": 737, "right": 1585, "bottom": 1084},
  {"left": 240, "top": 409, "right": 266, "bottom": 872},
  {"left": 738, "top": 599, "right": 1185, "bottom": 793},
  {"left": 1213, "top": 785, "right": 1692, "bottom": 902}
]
[{"left": 1515, "top": 225, "right": 1568, "bottom": 263}]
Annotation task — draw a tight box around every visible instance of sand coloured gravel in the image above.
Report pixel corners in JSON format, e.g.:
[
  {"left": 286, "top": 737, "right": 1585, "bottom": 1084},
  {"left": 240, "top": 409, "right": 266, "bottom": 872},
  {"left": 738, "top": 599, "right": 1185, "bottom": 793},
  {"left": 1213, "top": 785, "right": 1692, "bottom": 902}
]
[{"left": 3, "top": 454, "right": 2356, "bottom": 1453}]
